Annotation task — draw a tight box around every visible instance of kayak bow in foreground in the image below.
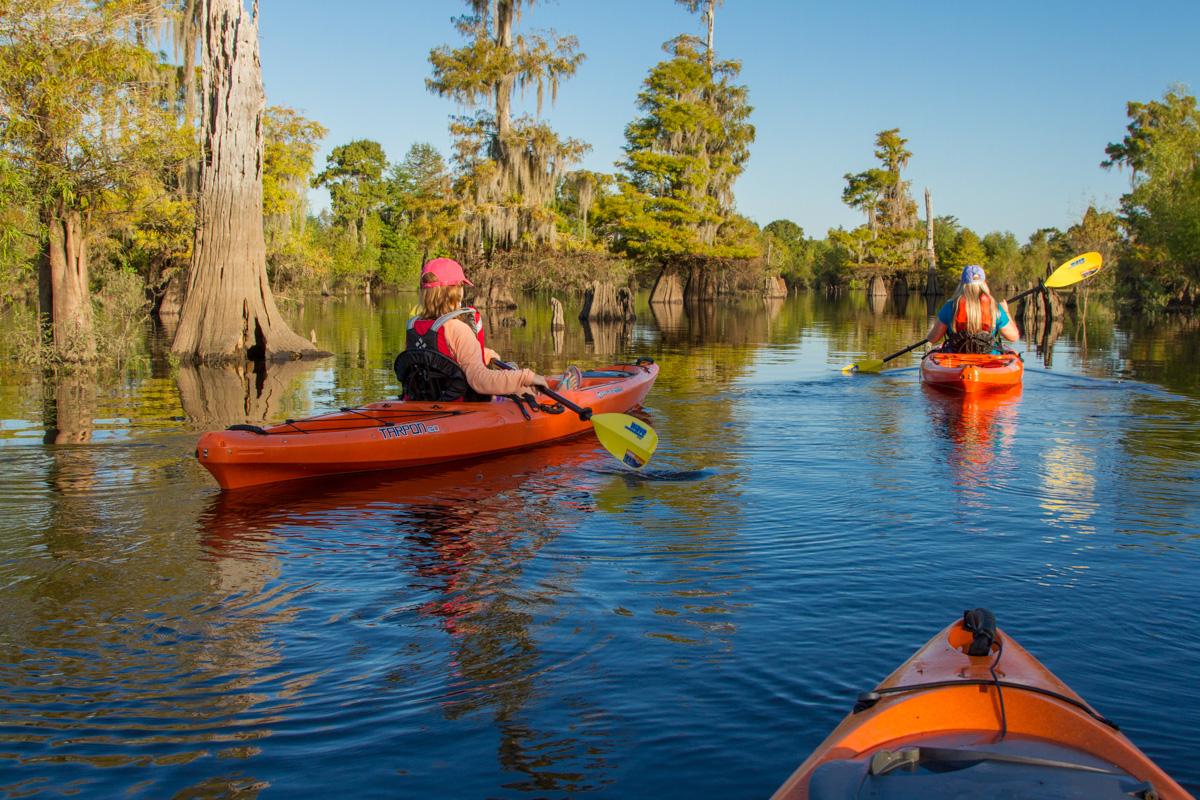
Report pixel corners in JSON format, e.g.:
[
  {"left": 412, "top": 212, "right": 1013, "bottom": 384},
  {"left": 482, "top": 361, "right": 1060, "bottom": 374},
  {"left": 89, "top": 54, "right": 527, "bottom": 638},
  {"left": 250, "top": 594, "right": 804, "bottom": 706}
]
[{"left": 772, "top": 610, "right": 1189, "bottom": 799}]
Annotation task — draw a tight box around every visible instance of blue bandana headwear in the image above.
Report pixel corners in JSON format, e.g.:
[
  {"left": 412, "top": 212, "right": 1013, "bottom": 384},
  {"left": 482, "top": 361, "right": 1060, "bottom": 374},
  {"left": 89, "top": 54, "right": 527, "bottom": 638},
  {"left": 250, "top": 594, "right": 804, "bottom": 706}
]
[{"left": 961, "top": 264, "right": 986, "bottom": 284}]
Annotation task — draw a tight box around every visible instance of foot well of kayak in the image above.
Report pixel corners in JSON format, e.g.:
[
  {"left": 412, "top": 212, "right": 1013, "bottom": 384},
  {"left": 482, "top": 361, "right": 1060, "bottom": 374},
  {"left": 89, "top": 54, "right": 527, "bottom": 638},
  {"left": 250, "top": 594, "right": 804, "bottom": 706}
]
[{"left": 771, "top": 608, "right": 1189, "bottom": 800}]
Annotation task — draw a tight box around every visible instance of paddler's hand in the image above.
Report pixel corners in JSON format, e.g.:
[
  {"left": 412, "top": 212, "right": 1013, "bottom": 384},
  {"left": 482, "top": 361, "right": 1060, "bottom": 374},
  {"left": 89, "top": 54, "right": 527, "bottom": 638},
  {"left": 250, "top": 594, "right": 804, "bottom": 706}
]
[{"left": 527, "top": 374, "right": 549, "bottom": 389}]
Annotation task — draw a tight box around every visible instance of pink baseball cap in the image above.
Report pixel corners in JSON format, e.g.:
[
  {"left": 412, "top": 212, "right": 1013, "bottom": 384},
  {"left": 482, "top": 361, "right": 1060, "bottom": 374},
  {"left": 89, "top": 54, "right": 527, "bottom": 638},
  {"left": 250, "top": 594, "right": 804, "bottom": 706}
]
[{"left": 421, "top": 257, "right": 474, "bottom": 287}]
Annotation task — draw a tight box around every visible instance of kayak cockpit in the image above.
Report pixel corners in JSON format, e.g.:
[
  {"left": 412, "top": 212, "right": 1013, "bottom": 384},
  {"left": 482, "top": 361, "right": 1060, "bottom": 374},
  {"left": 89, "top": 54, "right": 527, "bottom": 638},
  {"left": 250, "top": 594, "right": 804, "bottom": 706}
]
[{"left": 807, "top": 734, "right": 1157, "bottom": 799}]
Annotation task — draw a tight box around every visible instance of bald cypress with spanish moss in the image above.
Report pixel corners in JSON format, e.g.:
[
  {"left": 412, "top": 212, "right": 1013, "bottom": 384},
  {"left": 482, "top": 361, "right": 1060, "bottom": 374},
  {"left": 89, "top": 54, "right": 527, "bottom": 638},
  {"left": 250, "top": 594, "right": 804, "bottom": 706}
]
[{"left": 428, "top": 0, "right": 588, "bottom": 256}]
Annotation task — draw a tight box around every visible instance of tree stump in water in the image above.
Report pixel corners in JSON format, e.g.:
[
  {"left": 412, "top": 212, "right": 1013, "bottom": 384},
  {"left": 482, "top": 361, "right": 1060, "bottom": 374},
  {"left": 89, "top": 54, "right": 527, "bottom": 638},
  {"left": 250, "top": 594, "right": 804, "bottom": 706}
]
[
  {"left": 684, "top": 265, "right": 717, "bottom": 303},
  {"left": 891, "top": 275, "right": 909, "bottom": 296},
  {"left": 764, "top": 275, "right": 788, "bottom": 298},
  {"left": 580, "top": 282, "right": 635, "bottom": 322},
  {"left": 550, "top": 297, "right": 565, "bottom": 330},
  {"left": 923, "top": 271, "right": 940, "bottom": 296},
  {"left": 650, "top": 270, "right": 684, "bottom": 304},
  {"left": 866, "top": 274, "right": 888, "bottom": 297}
]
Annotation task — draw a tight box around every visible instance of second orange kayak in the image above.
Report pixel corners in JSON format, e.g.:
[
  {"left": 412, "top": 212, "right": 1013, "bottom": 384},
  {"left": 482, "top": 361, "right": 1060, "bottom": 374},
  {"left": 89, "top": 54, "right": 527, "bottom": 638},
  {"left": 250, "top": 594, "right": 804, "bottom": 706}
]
[
  {"left": 196, "top": 361, "right": 658, "bottom": 490},
  {"left": 921, "top": 350, "right": 1023, "bottom": 393},
  {"left": 771, "top": 610, "right": 1189, "bottom": 799}
]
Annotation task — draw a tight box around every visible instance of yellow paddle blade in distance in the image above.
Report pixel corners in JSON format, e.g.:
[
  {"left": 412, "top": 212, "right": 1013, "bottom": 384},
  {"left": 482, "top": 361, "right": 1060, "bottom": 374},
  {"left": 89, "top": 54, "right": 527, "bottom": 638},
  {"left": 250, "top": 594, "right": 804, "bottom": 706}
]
[
  {"left": 1045, "top": 252, "right": 1103, "bottom": 289},
  {"left": 592, "top": 413, "right": 658, "bottom": 469},
  {"left": 844, "top": 358, "right": 885, "bottom": 374}
]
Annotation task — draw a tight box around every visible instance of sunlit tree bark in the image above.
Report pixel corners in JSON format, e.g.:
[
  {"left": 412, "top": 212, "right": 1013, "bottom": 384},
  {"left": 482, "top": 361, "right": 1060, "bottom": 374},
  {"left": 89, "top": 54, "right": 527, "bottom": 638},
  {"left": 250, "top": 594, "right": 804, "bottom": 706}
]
[{"left": 172, "top": 0, "right": 323, "bottom": 362}]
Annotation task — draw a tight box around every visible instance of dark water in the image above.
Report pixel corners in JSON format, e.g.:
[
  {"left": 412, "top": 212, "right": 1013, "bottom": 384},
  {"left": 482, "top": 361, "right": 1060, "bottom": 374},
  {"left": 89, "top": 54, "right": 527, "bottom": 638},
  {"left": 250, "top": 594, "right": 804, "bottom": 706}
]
[{"left": 1, "top": 292, "right": 1198, "bottom": 798}]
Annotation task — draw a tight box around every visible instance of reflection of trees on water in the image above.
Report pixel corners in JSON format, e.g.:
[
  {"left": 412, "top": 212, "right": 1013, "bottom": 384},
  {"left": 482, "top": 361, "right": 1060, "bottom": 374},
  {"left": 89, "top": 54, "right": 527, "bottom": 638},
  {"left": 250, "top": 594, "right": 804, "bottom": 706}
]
[
  {"left": 176, "top": 359, "right": 316, "bottom": 428},
  {"left": 42, "top": 370, "right": 97, "bottom": 444},
  {"left": 581, "top": 319, "right": 630, "bottom": 355},
  {"left": 0, "top": 445, "right": 281, "bottom": 792},
  {"left": 204, "top": 445, "right": 616, "bottom": 793}
]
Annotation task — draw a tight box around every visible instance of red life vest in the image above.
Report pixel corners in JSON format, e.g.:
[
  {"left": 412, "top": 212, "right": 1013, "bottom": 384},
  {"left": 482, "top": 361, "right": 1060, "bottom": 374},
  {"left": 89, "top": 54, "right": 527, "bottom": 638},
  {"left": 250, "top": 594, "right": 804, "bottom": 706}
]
[
  {"left": 398, "top": 307, "right": 489, "bottom": 402},
  {"left": 406, "top": 307, "right": 486, "bottom": 363},
  {"left": 952, "top": 293, "right": 994, "bottom": 334}
]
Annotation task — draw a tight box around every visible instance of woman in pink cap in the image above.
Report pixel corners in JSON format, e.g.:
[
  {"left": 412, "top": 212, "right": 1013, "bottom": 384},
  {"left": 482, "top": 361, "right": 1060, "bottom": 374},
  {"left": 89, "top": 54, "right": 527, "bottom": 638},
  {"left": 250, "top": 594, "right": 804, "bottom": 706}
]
[
  {"left": 400, "top": 257, "right": 549, "bottom": 400},
  {"left": 925, "top": 264, "right": 1020, "bottom": 354}
]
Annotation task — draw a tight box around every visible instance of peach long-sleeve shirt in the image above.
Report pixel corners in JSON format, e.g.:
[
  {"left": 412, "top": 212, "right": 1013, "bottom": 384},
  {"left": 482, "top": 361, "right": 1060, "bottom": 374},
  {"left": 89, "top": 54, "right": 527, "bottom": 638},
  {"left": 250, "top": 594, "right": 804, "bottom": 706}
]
[{"left": 441, "top": 318, "right": 540, "bottom": 396}]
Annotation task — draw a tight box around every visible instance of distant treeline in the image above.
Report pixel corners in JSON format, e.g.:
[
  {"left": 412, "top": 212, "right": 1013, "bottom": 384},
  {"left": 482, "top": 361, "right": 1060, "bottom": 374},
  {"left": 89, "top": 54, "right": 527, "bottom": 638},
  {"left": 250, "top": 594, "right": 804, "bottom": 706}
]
[{"left": 1, "top": 0, "right": 1197, "bottom": 331}]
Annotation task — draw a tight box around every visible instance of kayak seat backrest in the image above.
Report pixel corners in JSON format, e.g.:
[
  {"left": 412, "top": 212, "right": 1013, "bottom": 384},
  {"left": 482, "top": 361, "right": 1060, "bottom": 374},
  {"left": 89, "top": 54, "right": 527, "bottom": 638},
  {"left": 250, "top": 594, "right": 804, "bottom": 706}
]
[
  {"left": 943, "top": 330, "right": 999, "bottom": 354},
  {"left": 807, "top": 755, "right": 1153, "bottom": 800},
  {"left": 394, "top": 349, "right": 489, "bottom": 402}
]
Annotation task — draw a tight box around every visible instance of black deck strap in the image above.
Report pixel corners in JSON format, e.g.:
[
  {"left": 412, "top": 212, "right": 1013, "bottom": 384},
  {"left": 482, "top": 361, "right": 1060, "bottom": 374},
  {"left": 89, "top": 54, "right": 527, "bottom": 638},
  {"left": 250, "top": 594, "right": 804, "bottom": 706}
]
[
  {"left": 507, "top": 395, "right": 532, "bottom": 421},
  {"left": 537, "top": 401, "right": 565, "bottom": 415},
  {"left": 227, "top": 424, "right": 268, "bottom": 435},
  {"left": 634, "top": 356, "right": 655, "bottom": 365},
  {"left": 870, "top": 746, "right": 1130, "bottom": 778}
]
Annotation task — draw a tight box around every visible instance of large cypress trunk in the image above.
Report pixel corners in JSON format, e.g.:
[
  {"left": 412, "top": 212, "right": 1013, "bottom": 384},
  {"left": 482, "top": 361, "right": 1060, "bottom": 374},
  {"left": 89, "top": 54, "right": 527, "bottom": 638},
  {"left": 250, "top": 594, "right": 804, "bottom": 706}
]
[
  {"left": 38, "top": 204, "right": 96, "bottom": 363},
  {"left": 172, "top": 0, "right": 324, "bottom": 363}
]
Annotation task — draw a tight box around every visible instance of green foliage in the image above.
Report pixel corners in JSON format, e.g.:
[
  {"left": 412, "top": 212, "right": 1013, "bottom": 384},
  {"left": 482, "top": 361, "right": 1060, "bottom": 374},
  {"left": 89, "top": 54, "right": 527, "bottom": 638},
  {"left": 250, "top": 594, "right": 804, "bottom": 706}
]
[
  {"left": 1104, "top": 86, "right": 1200, "bottom": 309},
  {"left": 931, "top": 215, "right": 960, "bottom": 272},
  {"left": 428, "top": 2, "right": 587, "bottom": 252},
  {"left": 0, "top": 0, "right": 186, "bottom": 215},
  {"left": 264, "top": 106, "right": 327, "bottom": 223},
  {"left": 608, "top": 35, "right": 756, "bottom": 261},
  {"left": 263, "top": 106, "right": 328, "bottom": 289},
  {"left": 0, "top": 155, "right": 37, "bottom": 300},
  {"left": 385, "top": 142, "right": 461, "bottom": 264},
  {"left": 763, "top": 219, "right": 815, "bottom": 286},
  {"left": 313, "top": 139, "right": 389, "bottom": 244},
  {"left": 981, "top": 231, "right": 1022, "bottom": 286},
  {"left": 838, "top": 128, "right": 921, "bottom": 271}
]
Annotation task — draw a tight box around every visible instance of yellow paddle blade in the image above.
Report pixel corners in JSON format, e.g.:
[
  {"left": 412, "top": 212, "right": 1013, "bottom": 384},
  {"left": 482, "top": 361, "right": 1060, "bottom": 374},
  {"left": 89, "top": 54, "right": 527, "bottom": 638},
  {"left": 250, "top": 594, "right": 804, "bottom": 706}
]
[
  {"left": 1045, "top": 252, "right": 1103, "bottom": 289},
  {"left": 844, "top": 358, "right": 885, "bottom": 375},
  {"left": 592, "top": 413, "right": 658, "bottom": 469}
]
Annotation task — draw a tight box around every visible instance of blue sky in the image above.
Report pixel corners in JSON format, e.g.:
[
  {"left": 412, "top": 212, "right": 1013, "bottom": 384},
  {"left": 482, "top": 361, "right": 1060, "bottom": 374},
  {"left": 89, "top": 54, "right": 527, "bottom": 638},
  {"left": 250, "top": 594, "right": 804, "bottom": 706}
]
[{"left": 258, "top": 0, "right": 1199, "bottom": 241}]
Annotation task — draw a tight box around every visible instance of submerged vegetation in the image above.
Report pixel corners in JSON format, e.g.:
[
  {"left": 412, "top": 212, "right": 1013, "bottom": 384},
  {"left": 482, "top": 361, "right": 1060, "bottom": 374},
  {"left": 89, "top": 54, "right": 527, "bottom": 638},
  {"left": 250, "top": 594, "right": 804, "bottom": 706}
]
[{"left": 0, "top": 1, "right": 1197, "bottom": 366}]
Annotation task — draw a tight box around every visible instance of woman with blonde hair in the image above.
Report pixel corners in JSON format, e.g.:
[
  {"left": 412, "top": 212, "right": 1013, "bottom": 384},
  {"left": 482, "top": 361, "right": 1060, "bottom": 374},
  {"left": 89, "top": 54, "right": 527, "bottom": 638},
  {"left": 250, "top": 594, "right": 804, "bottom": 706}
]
[
  {"left": 925, "top": 265, "right": 1020, "bottom": 354},
  {"left": 396, "top": 258, "right": 549, "bottom": 401}
]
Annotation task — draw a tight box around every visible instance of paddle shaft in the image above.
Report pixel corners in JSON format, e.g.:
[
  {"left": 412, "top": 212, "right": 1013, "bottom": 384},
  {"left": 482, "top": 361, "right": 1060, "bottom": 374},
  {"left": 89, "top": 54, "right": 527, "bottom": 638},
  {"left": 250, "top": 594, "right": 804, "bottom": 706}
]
[
  {"left": 880, "top": 338, "right": 929, "bottom": 364},
  {"left": 491, "top": 360, "right": 593, "bottom": 421}
]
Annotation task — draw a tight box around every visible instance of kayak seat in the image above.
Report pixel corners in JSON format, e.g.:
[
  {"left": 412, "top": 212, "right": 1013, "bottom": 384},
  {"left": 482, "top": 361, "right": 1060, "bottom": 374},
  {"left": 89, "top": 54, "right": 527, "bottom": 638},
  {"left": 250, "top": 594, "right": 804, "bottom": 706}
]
[
  {"left": 394, "top": 349, "right": 490, "bottom": 402},
  {"left": 808, "top": 749, "right": 1154, "bottom": 799}
]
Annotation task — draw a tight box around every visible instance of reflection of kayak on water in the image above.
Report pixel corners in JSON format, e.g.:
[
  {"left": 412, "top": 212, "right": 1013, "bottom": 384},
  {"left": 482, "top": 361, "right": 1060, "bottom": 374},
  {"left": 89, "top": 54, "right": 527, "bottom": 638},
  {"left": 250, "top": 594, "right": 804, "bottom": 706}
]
[
  {"left": 922, "top": 383, "right": 1022, "bottom": 476},
  {"left": 202, "top": 439, "right": 604, "bottom": 533},
  {"left": 921, "top": 350, "right": 1024, "bottom": 393},
  {"left": 771, "top": 610, "right": 1191, "bottom": 799},
  {"left": 195, "top": 362, "right": 658, "bottom": 490}
]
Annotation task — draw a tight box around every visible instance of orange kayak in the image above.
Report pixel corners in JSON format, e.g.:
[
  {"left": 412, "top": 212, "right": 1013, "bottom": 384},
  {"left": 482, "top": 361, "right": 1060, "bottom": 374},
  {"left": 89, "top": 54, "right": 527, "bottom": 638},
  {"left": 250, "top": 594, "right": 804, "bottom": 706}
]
[
  {"left": 196, "top": 361, "right": 658, "bottom": 490},
  {"left": 772, "top": 611, "right": 1190, "bottom": 799},
  {"left": 921, "top": 350, "right": 1023, "bottom": 393}
]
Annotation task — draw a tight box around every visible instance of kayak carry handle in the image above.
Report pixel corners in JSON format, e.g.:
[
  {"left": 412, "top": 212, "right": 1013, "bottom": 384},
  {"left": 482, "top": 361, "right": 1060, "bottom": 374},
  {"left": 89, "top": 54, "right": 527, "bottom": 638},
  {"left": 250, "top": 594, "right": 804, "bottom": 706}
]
[{"left": 962, "top": 608, "right": 997, "bottom": 657}]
